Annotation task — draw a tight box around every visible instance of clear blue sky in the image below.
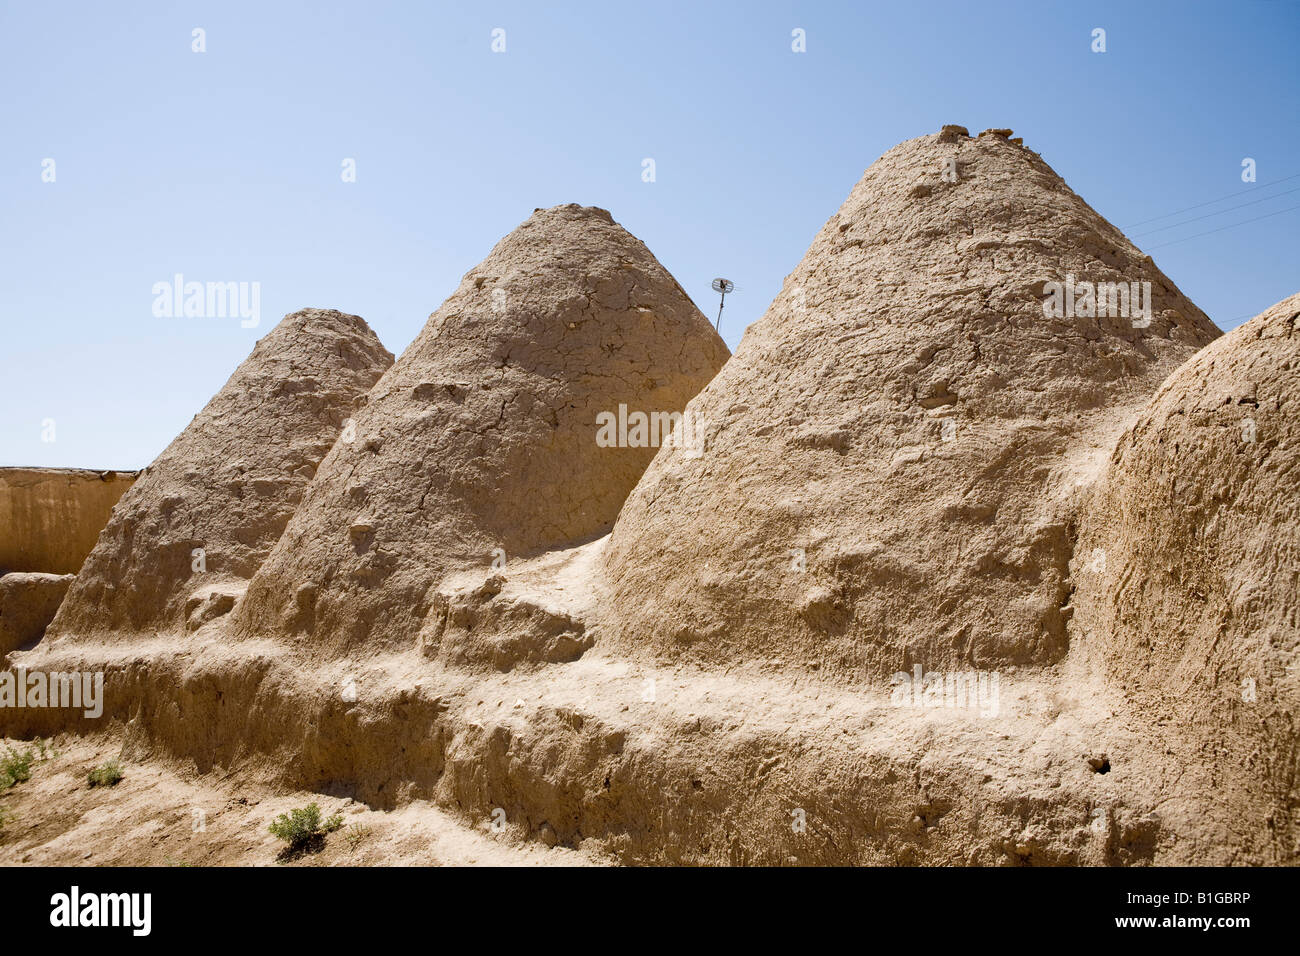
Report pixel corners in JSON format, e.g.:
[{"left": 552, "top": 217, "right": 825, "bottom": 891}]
[{"left": 3, "top": 1, "right": 1297, "bottom": 469}]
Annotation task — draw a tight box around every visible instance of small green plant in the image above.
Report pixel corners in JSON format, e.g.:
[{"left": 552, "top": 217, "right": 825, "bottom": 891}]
[
  {"left": 88, "top": 758, "right": 125, "bottom": 788},
  {"left": 343, "top": 822, "right": 372, "bottom": 853},
  {"left": 268, "top": 802, "right": 343, "bottom": 852},
  {"left": 0, "top": 739, "right": 59, "bottom": 790},
  {"left": 0, "top": 745, "right": 36, "bottom": 789},
  {"left": 34, "top": 738, "right": 57, "bottom": 761}
]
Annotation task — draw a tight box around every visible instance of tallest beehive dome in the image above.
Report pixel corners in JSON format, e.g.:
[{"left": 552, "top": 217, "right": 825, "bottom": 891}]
[{"left": 599, "top": 126, "right": 1220, "bottom": 678}]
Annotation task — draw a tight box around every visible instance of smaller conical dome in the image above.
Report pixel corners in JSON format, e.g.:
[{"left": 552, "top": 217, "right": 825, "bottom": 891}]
[
  {"left": 1070, "top": 291, "right": 1300, "bottom": 860},
  {"left": 47, "top": 309, "right": 393, "bottom": 640}
]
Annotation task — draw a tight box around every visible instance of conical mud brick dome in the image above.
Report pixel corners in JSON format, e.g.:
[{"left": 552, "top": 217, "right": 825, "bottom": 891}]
[
  {"left": 1070, "top": 291, "right": 1300, "bottom": 851},
  {"left": 1074, "top": 291, "right": 1300, "bottom": 705},
  {"left": 233, "top": 204, "right": 729, "bottom": 654},
  {"left": 599, "top": 126, "right": 1220, "bottom": 679},
  {"left": 47, "top": 309, "right": 394, "bottom": 641}
]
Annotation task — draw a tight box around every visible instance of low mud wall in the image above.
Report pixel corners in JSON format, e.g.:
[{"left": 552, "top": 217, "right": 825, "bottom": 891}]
[
  {"left": 0, "top": 644, "right": 1211, "bottom": 866},
  {"left": 0, "top": 468, "right": 138, "bottom": 574}
]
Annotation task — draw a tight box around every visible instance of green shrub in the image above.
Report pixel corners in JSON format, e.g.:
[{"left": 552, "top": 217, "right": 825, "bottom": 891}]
[
  {"left": 88, "top": 758, "right": 124, "bottom": 788},
  {"left": 0, "top": 746, "right": 36, "bottom": 789},
  {"left": 0, "top": 739, "right": 59, "bottom": 791},
  {"left": 268, "top": 802, "right": 343, "bottom": 850}
]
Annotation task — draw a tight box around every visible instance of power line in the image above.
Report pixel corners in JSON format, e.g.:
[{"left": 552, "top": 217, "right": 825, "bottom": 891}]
[
  {"left": 1131, "top": 184, "right": 1300, "bottom": 237},
  {"left": 1124, "top": 172, "right": 1300, "bottom": 229},
  {"left": 1218, "top": 303, "right": 1286, "bottom": 329},
  {"left": 1146, "top": 204, "right": 1300, "bottom": 250}
]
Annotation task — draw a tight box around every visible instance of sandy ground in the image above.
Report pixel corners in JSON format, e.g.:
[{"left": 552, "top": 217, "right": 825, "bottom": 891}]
[{"left": 0, "top": 733, "right": 607, "bottom": 867}]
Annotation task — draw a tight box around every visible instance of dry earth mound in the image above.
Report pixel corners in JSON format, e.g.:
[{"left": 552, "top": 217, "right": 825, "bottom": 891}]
[
  {"left": 600, "top": 126, "right": 1220, "bottom": 680},
  {"left": 233, "top": 204, "right": 729, "bottom": 656},
  {"left": 46, "top": 309, "right": 392, "bottom": 641},
  {"left": 1071, "top": 291, "right": 1300, "bottom": 858}
]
